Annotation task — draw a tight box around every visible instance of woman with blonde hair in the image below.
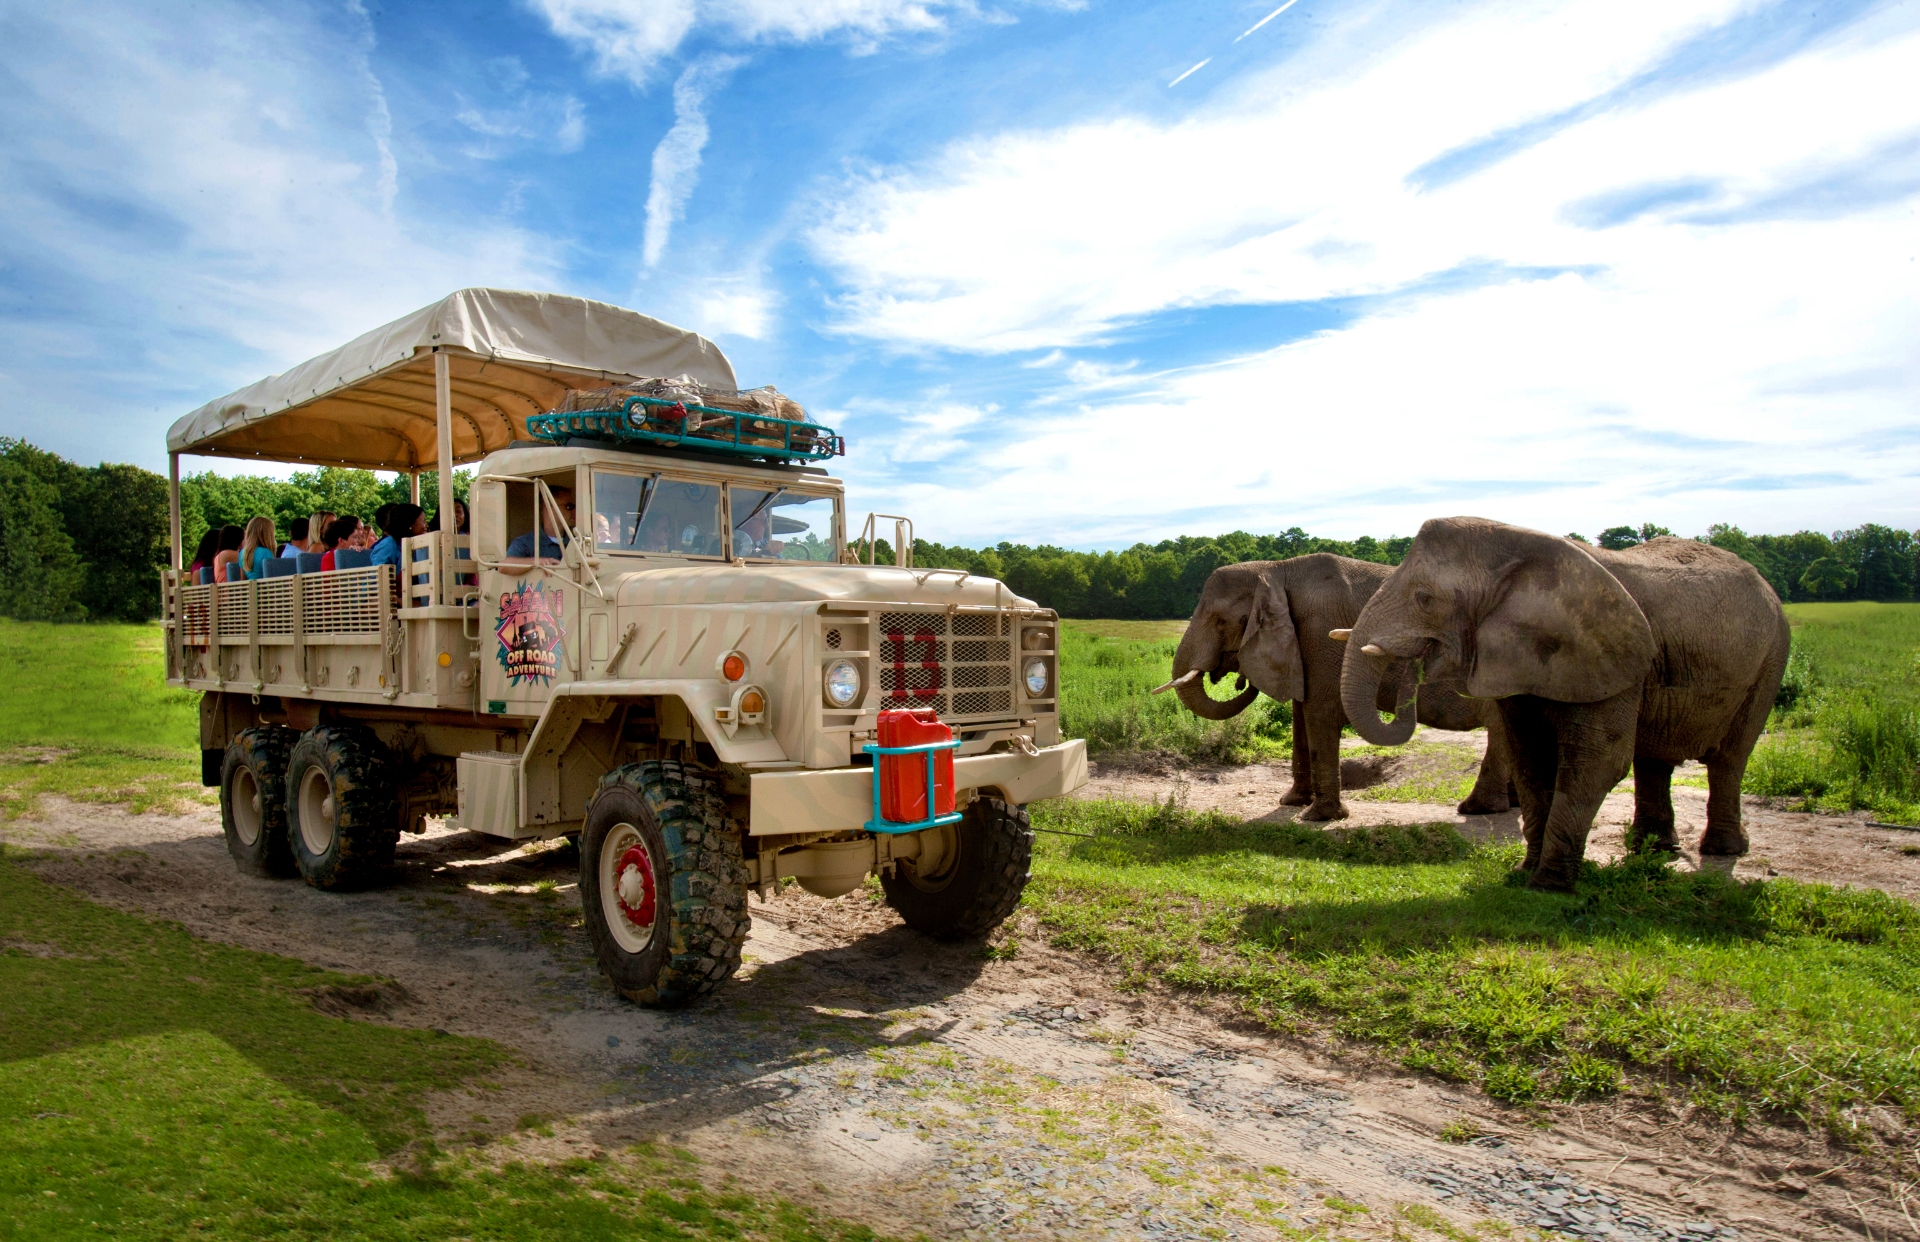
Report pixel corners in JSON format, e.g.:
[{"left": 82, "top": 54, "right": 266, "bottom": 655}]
[{"left": 237, "top": 516, "right": 277, "bottom": 581}]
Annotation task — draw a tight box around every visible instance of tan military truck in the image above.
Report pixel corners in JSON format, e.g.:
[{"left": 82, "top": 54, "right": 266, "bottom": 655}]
[{"left": 162, "top": 289, "right": 1087, "bottom": 1005}]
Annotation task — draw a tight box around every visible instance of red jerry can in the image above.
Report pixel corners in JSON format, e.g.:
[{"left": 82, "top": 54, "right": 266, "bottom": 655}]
[{"left": 878, "top": 708, "right": 955, "bottom": 824}]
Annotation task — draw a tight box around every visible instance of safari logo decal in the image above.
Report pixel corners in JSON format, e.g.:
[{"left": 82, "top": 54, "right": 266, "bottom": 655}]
[{"left": 496, "top": 583, "right": 566, "bottom": 686}]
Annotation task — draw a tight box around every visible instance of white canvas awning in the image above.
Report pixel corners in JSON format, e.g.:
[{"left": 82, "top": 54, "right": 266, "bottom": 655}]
[{"left": 166, "top": 288, "right": 737, "bottom": 471}]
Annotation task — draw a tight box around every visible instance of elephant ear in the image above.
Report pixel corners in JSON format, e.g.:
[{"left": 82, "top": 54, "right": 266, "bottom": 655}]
[
  {"left": 1467, "top": 536, "right": 1655, "bottom": 703},
  {"left": 1239, "top": 576, "right": 1306, "bottom": 702}
]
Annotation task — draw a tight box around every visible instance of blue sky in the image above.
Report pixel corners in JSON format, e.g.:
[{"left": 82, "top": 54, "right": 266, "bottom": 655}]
[{"left": 1, "top": 0, "right": 1915, "bottom": 549}]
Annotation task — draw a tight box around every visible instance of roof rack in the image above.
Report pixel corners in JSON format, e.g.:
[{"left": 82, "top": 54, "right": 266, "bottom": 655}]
[{"left": 526, "top": 396, "right": 844, "bottom": 465}]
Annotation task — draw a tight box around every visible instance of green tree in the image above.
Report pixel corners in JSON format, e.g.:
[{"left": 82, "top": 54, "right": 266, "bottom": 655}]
[
  {"left": 1799, "top": 556, "right": 1856, "bottom": 599},
  {"left": 0, "top": 457, "right": 85, "bottom": 620},
  {"left": 1833, "top": 524, "right": 1915, "bottom": 601},
  {"left": 1597, "top": 526, "right": 1640, "bottom": 550}
]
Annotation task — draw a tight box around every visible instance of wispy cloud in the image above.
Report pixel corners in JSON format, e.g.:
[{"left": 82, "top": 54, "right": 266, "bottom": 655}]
[
  {"left": 532, "top": 0, "right": 976, "bottom": 84},
  {"left": 1236, "top": 0, "right": 1300, "bottom": 42},
  {"left": 1168, "top": 58, "right": 1210, "bottom": 87},
  {"left": 643, "top": 55, "right": 744, "bottom": 269}
]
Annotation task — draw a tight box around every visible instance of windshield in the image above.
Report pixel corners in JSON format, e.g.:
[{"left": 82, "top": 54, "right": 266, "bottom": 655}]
[
  {"left": 731, "top": 488, "right": 837, "bottom": 561},
  {"left": 591, "top": 472, "right": 723, "bottom": 558}
]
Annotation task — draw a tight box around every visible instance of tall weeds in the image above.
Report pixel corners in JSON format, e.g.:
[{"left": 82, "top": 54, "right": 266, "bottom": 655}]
[{"left": 1056, "top": 623, "right": 1290, "bottom": 765}]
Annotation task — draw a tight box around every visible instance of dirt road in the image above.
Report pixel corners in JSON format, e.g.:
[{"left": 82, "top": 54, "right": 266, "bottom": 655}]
[{"left": 6, "top": 781, "right": 1913, "bottom": 1241}]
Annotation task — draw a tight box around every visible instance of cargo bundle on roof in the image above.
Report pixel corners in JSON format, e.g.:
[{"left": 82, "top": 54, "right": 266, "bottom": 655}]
[{"left": 529, "top": 377, "right": 844, "bottom": 464}]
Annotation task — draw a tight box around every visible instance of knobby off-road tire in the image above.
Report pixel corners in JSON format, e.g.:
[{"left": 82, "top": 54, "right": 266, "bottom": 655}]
[
  {"left": 579, "top": 761, "right": 749, "bottom": 1007},
  {"left": 285, "top": 725, "right": 399, "bottom": 890},
  {"left": 220, "top": 726, "right": 299, "bottom": 877},
  {"left": 882, "top": 795, "right": 1033, "bottom": 940}
]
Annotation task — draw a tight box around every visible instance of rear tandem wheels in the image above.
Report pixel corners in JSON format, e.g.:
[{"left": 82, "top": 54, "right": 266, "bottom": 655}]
[{"left": 215, "top": 740, "right": 1037, "bottom": 1005}]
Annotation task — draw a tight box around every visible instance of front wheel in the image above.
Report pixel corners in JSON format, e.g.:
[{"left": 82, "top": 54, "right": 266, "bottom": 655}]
[
  {"left": 579, "top": 761, "right": 749, "bottom": 1007},
  {"left": 881, "top": 795, "right": 1033, "bottom": 940}
]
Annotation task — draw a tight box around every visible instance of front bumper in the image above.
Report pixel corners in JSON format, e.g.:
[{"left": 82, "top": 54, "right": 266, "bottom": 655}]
[{"left": 747, "top": 739, "right": 1088, "bottom": 837}]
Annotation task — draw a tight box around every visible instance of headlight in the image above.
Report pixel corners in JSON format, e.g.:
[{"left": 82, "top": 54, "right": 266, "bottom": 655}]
[
  {"left": 824, "top": 659, "right": 862, "bottom": 708},
  {"left": 1024, "top": 658, "right": 1050, "bottom": 697}
]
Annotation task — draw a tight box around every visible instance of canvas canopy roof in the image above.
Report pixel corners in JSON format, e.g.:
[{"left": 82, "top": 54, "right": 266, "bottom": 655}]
[{"left": 167, "top": 288, "right": 738, "bottom": 471}]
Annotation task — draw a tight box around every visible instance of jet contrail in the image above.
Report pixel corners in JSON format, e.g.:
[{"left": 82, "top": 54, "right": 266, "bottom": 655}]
[
  {"left": 1236, "top": 0, "right": 1301, "bottom": 41},
  {"left": 1168, "top": 57, "right": 1211, "bottom": 87}
]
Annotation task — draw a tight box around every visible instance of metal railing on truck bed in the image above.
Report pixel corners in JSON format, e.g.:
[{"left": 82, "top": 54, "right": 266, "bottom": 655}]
[{"left": 163, "top": 535, "right": 476, "bottom": 707}]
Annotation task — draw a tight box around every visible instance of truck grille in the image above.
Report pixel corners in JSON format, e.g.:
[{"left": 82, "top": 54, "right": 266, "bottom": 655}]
[{"left": 875, "top": 610, "right": 1014, "bottom": 719}]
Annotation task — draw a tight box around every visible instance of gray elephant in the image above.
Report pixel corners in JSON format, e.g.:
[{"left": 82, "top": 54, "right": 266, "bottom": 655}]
[
  {"left": 1161, "top": 554, "right": 1516, "bottom": 822},
  {"left": 1339, "top": 518, "right": 1790, "bottom": 891}
]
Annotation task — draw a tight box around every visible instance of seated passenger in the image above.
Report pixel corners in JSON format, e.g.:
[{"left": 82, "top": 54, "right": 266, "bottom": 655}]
[
  {"left": 186, "top": 528, "right": 221, "bottom": 579},
  {"left": 210, "top": 525, "right": 244, "bottom": 583},
  {"left": 306, "top": 511, "right": 336, "bottom": 555},
  {"left": 238, "top": 516, "right": 277, "bottom": 580},
  {"left": 501, "top": 486, "right": 573, "bottom": 575},
  {"left": 370, "top": 504, "right": 425, "bottom": 568},
  {"left": 318, "top": 515, "right": 360, "bottom": 571},
  {"left": 278, "top": 517, "right": 310, "bottom": 557}
]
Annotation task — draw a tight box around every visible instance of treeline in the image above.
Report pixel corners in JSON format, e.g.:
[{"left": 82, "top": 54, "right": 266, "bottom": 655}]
[
  {"left": 1, "top": 437, "right": 1913, "bottom": 622},
  {"left": 0, "top": 440, "right": 466, "bottom": 622},
  {"left": 901, "top": 521, "right": 1920, "bottom": 619}
]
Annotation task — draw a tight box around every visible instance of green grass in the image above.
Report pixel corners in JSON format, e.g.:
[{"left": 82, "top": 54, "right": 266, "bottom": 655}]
[
  {"left": 0, "top": 850, "right": 890, "bottom": 1241},
  {"left": 1746, "top": 602, "right": 1920, "bottom": 823},
  {"left": 0, "top": 622, "right": 206, "bottom": 819},
  {"left": 1025, "top": 798, "right": 1920, "bottom": 1133},
  {"left": 1058, "top": 620, "right": 1291, "bottom": 765}
]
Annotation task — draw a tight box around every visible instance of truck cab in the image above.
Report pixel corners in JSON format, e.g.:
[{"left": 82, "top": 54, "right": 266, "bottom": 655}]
[{"left": 163, "top": 289, "right": 1086, "bottom": 1006}]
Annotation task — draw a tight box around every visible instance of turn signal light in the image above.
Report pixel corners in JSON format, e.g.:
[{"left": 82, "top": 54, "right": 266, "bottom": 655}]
[
  {"left": 722, "top": 652, "right": 746, "bottom": 681},
  {"left": 739, "top": 688, "right": 766, "bottom": 716}
]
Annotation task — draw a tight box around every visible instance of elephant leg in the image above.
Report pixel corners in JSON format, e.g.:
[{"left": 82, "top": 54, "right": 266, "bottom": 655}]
[
  {"left": 1626, "top": 757, "right": 1679, "bottom": 854},
  {"left": 1279, "top": 699, "right": 1313, "bottom": 805},
  {"left": 1457, "top": 711, "right": 1515, "bottom": 815},
  {"left": 1498, "top": 697, "right": 1556, "bottom": 871},
  {"left": 1698, "top": 750, "right": 1751, "bottom": 857},
  {"left": 1300, "top": 698, "right": 1349, "bottom": 822},
  {"left": 1528, "top": 691, "right": 1640, "bottom": 893}
]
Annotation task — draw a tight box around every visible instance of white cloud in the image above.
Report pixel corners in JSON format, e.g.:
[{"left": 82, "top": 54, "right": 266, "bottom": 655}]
[
  {"left": 531, "top": 0, "right": 963, "bottom": 84},
  {"left": 643, "top": 55, "right": 744, "bottom": 269},
  {"left": 805, "top": 0, "right": 1920, "bottom": 541},
  {"left": 0, "top": 0, "right": 563, "bottom": 467}
]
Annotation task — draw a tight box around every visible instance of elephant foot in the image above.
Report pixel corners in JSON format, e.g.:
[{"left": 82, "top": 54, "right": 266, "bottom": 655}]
[
  {"left": 1300, "top": 800, "right": 1349, "bottom": 823},
  {"left": 1624, "top": 822, "right": 1680, "bottom": 855},
  {"left": 1525, "top": 869, "right": 1578, "bottom": 894},
  {"left": 1697, "top": 827, "right": 1750, "bottom": 857},
  {"left": 1456, "top": 792, "right": 1511, "bottom": 815},
  {"left": 1278, "top": 783, "right": 1314, "bottom": 807}
]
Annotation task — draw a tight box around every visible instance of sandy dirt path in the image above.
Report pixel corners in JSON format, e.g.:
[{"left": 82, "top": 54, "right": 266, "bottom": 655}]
[{"left": 4, "top": 784, "right": 1912, "bottom": 1241}]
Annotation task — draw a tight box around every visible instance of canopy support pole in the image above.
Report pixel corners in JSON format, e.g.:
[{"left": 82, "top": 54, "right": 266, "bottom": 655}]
[
  {"left": 434, "top": 349, "right": 455, "bottom": 607},
  {"left": 168, "top": 453, "right": 182, "bottom": 571},
  {"left": 409, "top": 472, "right": 420, "bottom": 505}
]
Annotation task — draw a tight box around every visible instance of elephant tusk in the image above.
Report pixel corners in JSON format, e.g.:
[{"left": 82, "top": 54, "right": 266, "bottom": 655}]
[
  {"left": 1329, "top": 628, "right": 1351, "bottom": 642},
  {"left": 1150, "top": 669, "right": 1204, "bottom": 695},
  {"left": 1361, "top": 644, "right": 1386, "bottom": 656}
]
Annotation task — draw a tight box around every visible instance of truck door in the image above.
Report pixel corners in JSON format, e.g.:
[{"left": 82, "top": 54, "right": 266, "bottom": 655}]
[{"left": 475, "top": 475, "right": 579, "bottom": 717}]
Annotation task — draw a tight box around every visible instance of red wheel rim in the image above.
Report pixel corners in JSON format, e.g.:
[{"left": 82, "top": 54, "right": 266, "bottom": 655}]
[{"left": 614, "top": 843, "right": 657, "bottom": 929}]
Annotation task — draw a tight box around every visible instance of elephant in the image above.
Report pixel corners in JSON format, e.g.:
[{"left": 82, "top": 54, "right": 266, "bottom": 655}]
[
  {"left": 1162, "top": 554, "right": 1517, "bottom": 822},
  {"left": 1339, "top": 518, "right": 1790, "bottom": 891}
]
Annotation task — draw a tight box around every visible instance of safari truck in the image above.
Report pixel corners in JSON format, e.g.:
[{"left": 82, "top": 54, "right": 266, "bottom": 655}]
[{"left": 161, "top": 288, "right": 1086, "bottom": 1005}]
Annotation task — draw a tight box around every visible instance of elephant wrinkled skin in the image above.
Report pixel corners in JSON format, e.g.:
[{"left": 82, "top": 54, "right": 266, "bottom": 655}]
[
  {"left": 1339, "top": 518, "right": 1790, "bottom": 891},
  {"left": 1171, "top": 554, "right": 1516, "bottom": 822}
]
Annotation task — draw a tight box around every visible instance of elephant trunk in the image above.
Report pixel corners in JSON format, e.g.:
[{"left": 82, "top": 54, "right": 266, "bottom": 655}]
[
  {"left": 1171, "top": 630, "right": 1258, "bottom": 720},
  {"left": 1341, "top": 640, "right": 1419, "bottom": 746}
]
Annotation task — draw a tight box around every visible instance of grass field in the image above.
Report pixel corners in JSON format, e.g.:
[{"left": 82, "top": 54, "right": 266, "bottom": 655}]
[
  {"left": 1058, "top": 620, "right": 1292, "bottom": 765},
  {"left": 0, "top": 852, "right": 889, "bottom": 1241},
  {"left": 1023, "top": 799, "right": 1920, "bottom": 1135}
]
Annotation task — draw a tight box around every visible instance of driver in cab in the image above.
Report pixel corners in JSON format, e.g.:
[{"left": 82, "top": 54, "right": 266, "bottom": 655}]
[{"left": 501, "top": 485, "right": 573, "bottom": 576}]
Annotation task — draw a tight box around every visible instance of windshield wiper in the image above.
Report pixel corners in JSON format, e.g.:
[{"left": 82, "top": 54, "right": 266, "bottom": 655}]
[
  {"left": 733, "top": 487, "right": 785, "bottom": 531},
  {"left": 628, "top": 473, "right": 661, "bottom": 546}
]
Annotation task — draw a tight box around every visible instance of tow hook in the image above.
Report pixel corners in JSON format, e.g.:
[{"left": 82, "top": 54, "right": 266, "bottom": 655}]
[{"left": 1010, "top": 735, "right": 1040, "bottom": 757}]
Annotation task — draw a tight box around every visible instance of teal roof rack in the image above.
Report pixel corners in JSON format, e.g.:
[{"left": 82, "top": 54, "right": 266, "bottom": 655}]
[{"left": 526, "top": 395, "right": 844, "bottom": 464}]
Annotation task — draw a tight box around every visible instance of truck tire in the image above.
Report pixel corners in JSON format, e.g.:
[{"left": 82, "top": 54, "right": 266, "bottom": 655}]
[
  {"left": 579, "top": 761, "right": 748, "bottom": 1007},
  {"left": 285, "top": 725, "right": 399, "bottom": 890},
  {"left": 882, "top": 795, "right": 1033, "bottom": 940},
  {"left": 220, "top": 727, "right": 299, "bottom": 877}
]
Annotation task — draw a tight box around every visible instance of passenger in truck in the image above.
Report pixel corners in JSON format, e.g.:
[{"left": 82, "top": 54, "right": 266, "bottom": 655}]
[
  {"left": 237, "top": 516, "right": 278, "bottom": 580},
  {"left": 277, "top": 517, "right": 310, "bottom": 557},
  {"left": 210, "top": 525, "right": 244, "bottom": 582},
  {"left": 318, "top": 515, "right": 360, "bottom": 571},
  {"left": 186, "top": 528, "right": 221, "bottom": 580},
  {"left": 501, "top": 486, "right": 573, "bottom": 575},
  {"left": 371, "top": 503, "right": 426, "bottom": 569}
]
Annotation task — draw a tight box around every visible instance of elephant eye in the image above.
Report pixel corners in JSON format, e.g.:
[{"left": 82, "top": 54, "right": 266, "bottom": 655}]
[{"left": 1414, "top": 589, "right": 1436, "bottom": 611}]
